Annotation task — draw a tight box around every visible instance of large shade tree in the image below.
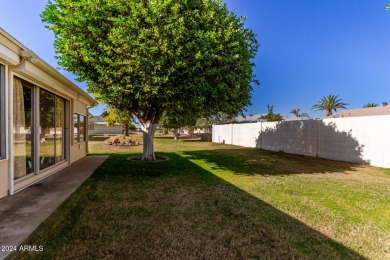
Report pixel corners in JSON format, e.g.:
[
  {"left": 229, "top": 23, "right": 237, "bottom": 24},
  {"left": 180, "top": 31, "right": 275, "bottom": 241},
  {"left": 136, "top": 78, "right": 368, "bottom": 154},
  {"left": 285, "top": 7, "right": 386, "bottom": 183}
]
[
  {"left": 196, "top": 113, "right": 234, "bottom": 131},
  {"left": 312, "top": 95, "right": 348, "bottom": 117},
  {"left": 42, "top": 0, "right": 258, "bottom": 160}
]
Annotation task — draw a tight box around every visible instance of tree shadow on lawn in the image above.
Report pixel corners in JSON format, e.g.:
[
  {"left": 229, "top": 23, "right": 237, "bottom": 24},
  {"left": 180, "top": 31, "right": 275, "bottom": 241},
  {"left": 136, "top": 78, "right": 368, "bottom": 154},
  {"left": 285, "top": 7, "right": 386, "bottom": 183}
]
[
  {"left": 10, "top": 153, "right": 364, "bottom": 259},
  {"left": 182, "top": 148, "right": 362, "bottom": 176}
]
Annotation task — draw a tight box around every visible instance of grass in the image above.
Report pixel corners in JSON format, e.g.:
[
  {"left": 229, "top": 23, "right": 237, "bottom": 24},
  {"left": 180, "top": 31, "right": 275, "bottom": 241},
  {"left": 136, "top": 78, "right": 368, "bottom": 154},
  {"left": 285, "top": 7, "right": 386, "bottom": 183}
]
[{"left": 10, "top": 133, "right": 390, "bottom": 259}]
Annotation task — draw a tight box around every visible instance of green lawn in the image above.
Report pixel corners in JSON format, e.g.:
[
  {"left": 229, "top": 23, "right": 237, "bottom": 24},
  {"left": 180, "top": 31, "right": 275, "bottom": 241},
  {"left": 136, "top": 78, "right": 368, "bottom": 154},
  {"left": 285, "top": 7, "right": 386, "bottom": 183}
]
[{"left": 10, "top": 134, "right": 390, "bottom": 259}]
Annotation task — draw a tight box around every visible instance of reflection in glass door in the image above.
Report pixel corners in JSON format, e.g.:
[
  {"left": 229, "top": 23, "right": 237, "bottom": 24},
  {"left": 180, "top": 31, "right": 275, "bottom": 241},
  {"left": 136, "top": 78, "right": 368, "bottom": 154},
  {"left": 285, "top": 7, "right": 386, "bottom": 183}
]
[
  {"left": 13, "top": 78, "right": 34, "bottom": 179},
  {"left": 39, "top": 90, "right": 66, "bottom": 170},
  {"left": 39, "top": 90, "right": 56, "bottom": 169},
  {"left": 55, "top": 97, "right": 65, "bottom": 163}
]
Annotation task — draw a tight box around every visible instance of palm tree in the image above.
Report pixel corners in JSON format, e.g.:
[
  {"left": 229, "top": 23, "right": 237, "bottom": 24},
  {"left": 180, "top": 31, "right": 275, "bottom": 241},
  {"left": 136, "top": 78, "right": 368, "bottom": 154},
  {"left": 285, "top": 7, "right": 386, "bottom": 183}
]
[
  {"left": 290, "top": 109, "right": 310, "bottom": 119},
  {"left": 260, "top": 105, "right": 284, "bottom": 122},
  {"left": 363, "top": 103, "right": 379, "bottom": 108},
  {"left": 312, "top": 95, "right": 348, "bottom": 117}
]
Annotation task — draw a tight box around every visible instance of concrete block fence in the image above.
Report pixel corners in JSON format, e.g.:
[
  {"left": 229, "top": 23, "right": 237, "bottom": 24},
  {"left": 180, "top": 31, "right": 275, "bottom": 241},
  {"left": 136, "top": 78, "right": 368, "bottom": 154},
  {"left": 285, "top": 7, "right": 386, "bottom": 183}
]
[{"left": 212, "top": 115, "right": 390, "bottom": 168}]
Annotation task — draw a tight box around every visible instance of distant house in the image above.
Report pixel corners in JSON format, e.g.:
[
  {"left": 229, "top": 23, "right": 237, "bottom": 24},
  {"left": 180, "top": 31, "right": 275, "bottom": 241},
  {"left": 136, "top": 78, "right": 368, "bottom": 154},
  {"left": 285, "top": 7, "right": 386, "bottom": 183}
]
[
  {"left": 88, "top": 116, "right": 124, "bottom": 135},
  {"left": 88, "top": 116, "right": 143, "bottom": 135},
  {"left": 193, "top": 127, "right": 211, "bottom": 134},
  {"left": 233, "top": 114, "right": 266, "bottom": 123},
  {"left": 336, "top": 103, "right": 390, "bottom": 118}
]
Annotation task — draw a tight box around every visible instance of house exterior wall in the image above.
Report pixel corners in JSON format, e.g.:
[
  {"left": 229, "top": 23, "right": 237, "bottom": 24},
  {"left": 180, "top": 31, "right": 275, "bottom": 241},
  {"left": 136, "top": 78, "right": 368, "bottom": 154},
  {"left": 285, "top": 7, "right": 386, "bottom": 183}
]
[
  {"left": 213, "top": 116, "right": 390, "bottom": 168},
  {"left": 0, "top": 160, "right": 9, "bottom": 198},
  {"left": 71, "top": 100, "right": 88, "bottom": 163},
  {"left": 70, "top": 142, "right": 87, "bottom": 164},
  {"left": 0, "top": 29, "right": 96, "bottom": 199},
  {"left": 73, "top": 99, "right": 88, "bottom": 115}
]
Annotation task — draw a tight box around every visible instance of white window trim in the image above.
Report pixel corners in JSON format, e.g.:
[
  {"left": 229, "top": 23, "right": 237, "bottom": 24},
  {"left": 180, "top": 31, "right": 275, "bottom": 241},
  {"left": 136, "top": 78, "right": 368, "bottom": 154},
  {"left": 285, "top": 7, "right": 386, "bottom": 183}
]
[
  {"left": 9, "top": 72, "right": 14, "bottom": 194},
  {"left": 0, "top": 63, "right": 6, "bottom": 161}
]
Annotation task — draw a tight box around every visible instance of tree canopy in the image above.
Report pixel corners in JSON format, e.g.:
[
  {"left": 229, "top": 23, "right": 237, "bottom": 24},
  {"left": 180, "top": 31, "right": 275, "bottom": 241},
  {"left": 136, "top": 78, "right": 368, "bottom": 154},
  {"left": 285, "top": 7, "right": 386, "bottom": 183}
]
[
  {"left": 159, "top": 107, "right": 197, "bottom": 130},
  {"left": 196, "top": 113, "right": 234, "bottom": 131},
  {"left": 41, "top": 0, "right": 258, "bottom": 159},
  {"left": 159, "top": 109, "right": 197, "bottom": 140}
]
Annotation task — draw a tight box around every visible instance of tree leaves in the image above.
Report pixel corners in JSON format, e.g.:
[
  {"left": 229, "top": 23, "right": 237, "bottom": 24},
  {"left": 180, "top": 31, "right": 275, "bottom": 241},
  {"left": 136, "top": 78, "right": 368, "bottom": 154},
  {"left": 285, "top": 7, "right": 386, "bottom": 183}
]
[{"left": 41, "top": 0, "right": 259, "bottom": 125}]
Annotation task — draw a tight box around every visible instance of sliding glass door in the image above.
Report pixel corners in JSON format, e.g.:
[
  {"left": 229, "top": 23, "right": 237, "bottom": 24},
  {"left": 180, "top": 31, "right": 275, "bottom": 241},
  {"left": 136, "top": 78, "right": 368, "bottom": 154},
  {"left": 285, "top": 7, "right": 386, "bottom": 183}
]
[{"left": 13, "top": 77, "right": 67, "bottom": 179}]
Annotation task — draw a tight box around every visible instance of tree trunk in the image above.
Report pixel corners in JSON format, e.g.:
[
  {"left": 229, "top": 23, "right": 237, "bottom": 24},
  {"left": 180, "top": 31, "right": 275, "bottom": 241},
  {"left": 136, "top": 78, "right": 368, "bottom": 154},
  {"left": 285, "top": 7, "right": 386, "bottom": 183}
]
[
  {"left": 326, "top": 110, "right": 332, "bottom": 117},
  {"left": 141, "top": 123, "right": 158, "bottom": 160},
  {"left": 40, "top": 127, "right": 46, "bottom": 142},
  {"left": 124, "top": 124, "right": 129, "bottom": 136},
  {"left": 173, "top": 128, "right": 179, "bottom": 141}
]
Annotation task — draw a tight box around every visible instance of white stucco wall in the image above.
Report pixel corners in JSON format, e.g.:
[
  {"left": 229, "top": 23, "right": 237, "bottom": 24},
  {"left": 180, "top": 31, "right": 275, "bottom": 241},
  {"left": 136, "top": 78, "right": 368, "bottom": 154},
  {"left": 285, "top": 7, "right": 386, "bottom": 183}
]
[
  {"left": 213, "top": 115, "right": 390, "bottom": 168},
  {"left": 212, "top": 124, "right": 233, "bottom": 144},
  {"left": 232, "top": 122, "right": 262, "bottom": 148},
  {"left": 260, "top": 120, "right": 318, "bottom": 157},
  {"left": 319, "top": 117, "right": 390, "bottom": 166}
]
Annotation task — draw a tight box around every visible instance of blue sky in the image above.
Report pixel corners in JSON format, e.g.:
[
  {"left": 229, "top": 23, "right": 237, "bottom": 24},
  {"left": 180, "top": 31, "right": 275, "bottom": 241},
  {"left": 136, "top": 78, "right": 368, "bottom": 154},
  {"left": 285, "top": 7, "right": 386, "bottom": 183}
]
[{"left": 1, "top": 1, "right": 390, "bottom": 118}]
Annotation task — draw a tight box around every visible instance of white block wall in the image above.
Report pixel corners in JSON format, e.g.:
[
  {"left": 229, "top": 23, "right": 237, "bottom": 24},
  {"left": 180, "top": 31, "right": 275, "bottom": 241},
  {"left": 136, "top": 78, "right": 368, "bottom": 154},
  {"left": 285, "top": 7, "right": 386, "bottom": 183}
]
[
  {"left": 232, "top": 122, "right": 262, "bottom": 147},
  {"left": 212, "top": 124, "right": 233, "bottom": 145},
  {"left": 260, "top": 120, "right": 318, "bottom": 157},
  {"left": 213, "top": 115, "right": 390, "bottom": 168}
]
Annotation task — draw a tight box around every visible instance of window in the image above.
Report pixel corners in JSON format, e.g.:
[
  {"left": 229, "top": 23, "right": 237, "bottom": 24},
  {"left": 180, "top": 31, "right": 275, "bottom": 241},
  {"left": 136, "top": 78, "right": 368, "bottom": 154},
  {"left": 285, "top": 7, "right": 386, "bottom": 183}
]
[
  {"left": 79, "top": 115, "right": 85, "bottom": 142},
  {"left": 74, "top": 113, "right": 86, "bottom": 143},
  {"left": 0, "top": 64, "right": 5, "bottom": 159},
  {"left": 73, "top": 114, "right": 79, "bottom": 143}
]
